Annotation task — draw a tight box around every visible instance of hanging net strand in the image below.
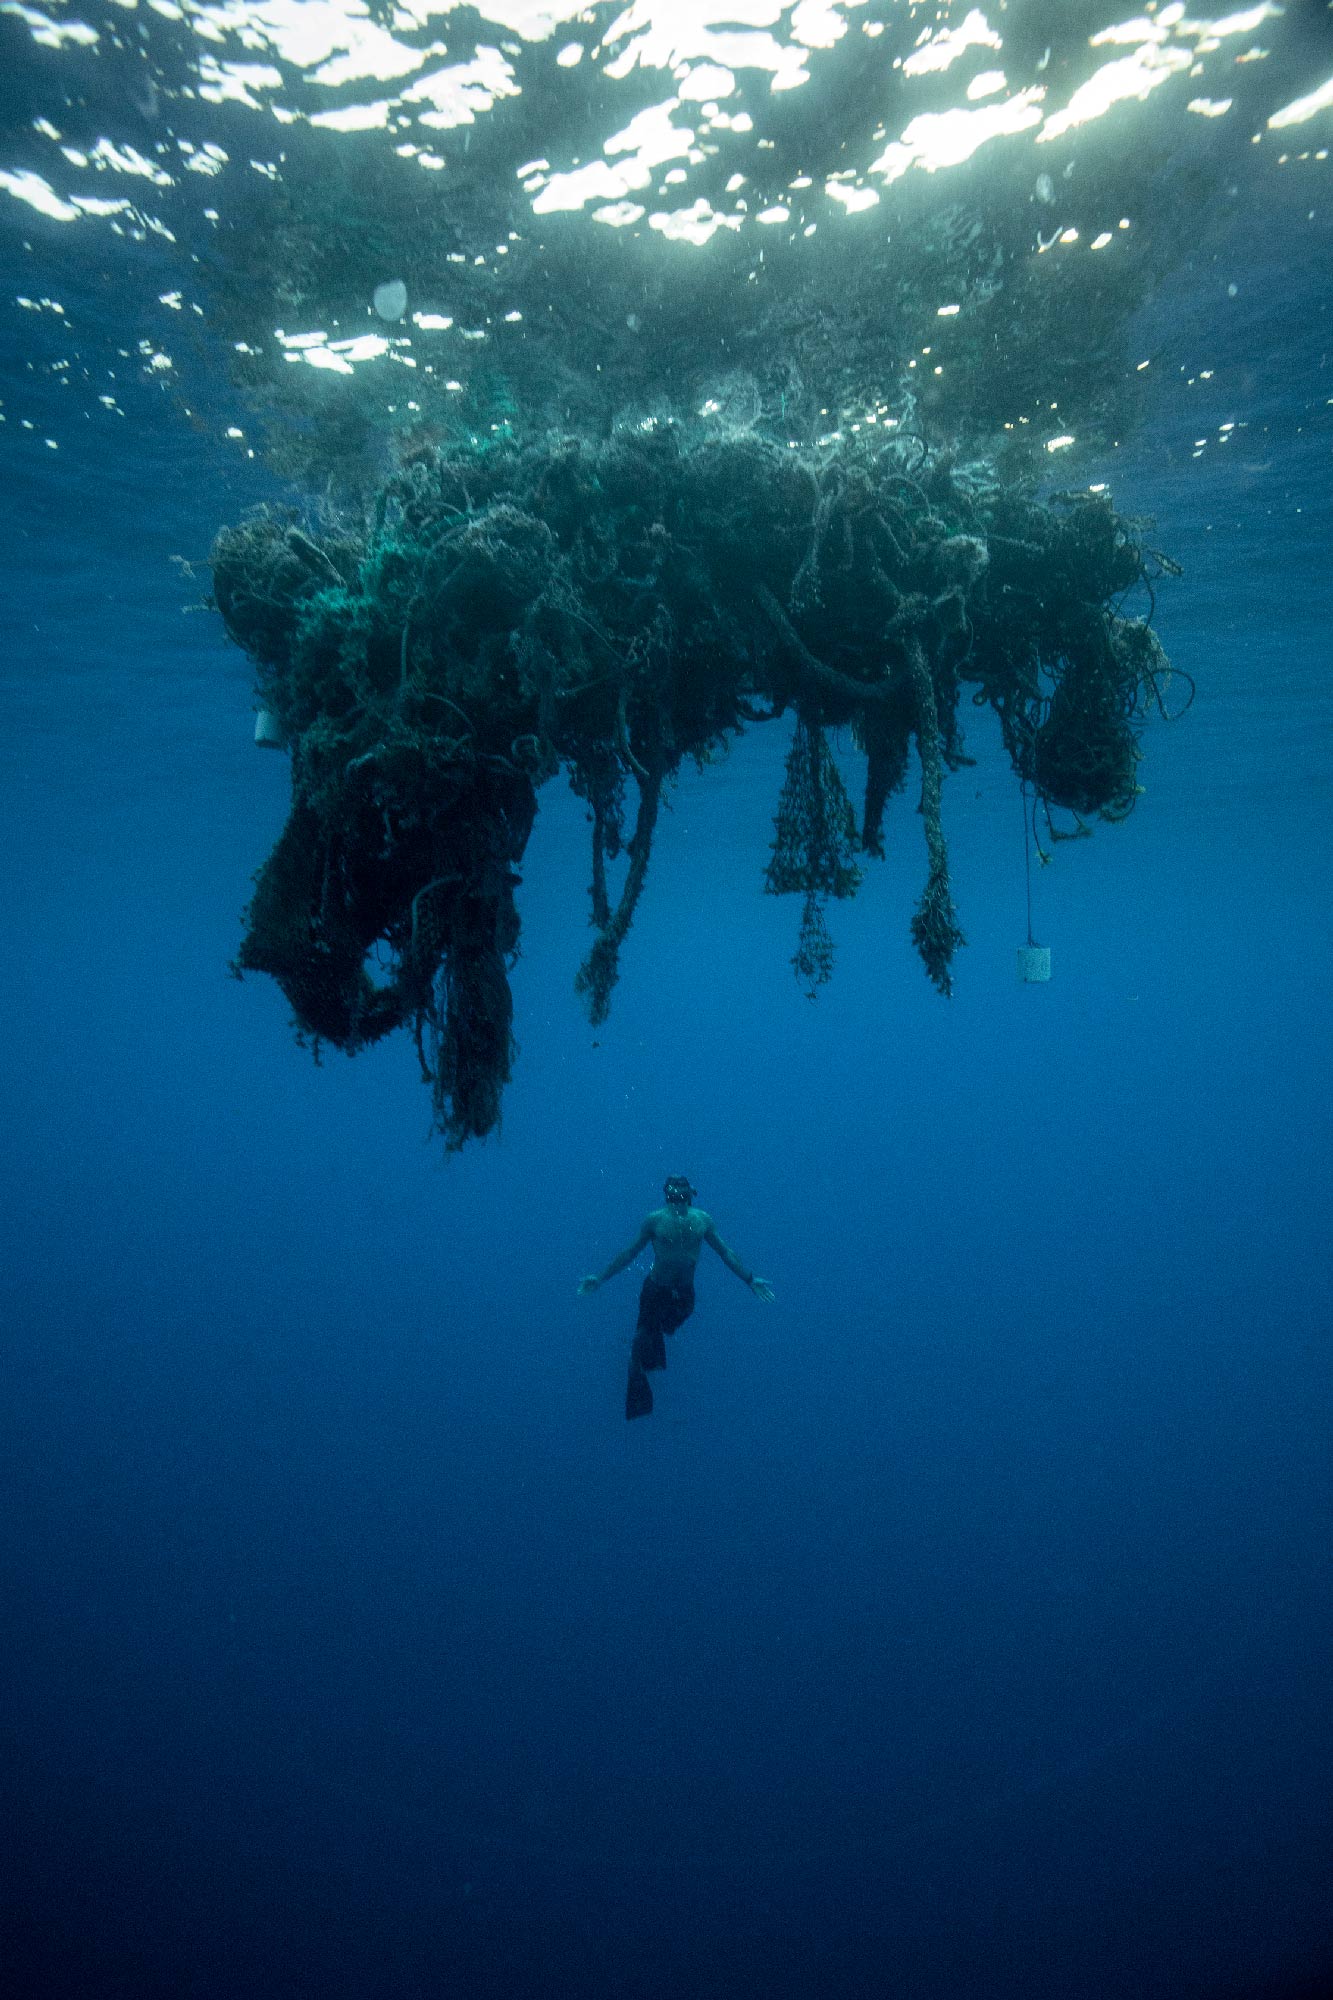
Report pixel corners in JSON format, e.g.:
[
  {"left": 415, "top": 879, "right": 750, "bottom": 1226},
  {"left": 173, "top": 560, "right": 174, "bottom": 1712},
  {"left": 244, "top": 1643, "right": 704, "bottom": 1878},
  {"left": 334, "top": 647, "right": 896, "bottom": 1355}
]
[
  {"left": 575, "top": 759, "right": 664, "bottom": 1028},
  {"left": 764, "top": 709, "right": 863, "bottom": 994},
  {"left": 212, "top": 429, "right": 1181, "bottom": 1149},
  {"left": 905, "top": 637, "right": 966, "bottom": 996}
]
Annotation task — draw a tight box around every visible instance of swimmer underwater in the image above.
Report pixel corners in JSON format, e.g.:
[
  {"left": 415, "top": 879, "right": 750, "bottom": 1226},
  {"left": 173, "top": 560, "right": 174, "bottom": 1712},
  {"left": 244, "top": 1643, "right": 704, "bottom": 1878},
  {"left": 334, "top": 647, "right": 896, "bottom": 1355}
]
[{"left": 579, "top": 1177, "right": 775, "bottom": 1419}]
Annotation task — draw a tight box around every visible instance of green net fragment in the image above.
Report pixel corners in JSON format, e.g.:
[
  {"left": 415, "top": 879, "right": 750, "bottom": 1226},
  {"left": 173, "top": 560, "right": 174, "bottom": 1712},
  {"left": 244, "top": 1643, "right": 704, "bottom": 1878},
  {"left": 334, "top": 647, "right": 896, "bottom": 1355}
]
[
  {"left": 212, "top": 427, "right": 1182, "bottom": 1149},
  {"left": 765, "top": 716, "right": 862, "bottom": 993}
]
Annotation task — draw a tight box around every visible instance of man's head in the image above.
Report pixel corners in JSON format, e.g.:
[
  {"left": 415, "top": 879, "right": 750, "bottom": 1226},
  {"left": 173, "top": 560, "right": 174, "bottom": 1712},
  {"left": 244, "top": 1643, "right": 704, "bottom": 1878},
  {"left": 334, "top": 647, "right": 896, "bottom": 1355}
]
[{"left": 663, "top": 1175, "right": 696, "bottom": 1209}]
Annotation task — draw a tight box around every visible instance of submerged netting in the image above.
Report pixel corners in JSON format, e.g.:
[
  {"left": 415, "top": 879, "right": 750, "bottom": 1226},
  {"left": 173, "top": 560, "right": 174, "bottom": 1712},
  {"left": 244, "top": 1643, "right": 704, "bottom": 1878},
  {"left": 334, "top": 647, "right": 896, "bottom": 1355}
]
[{"left": 212, "top": 424, "right": 1182, "bottom": 1149}]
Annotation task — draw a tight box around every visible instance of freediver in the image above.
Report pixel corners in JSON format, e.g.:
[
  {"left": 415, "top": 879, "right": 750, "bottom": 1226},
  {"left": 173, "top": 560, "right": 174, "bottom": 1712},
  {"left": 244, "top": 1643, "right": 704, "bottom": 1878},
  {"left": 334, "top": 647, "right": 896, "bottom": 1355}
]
[{"left": 578, "top": 1176, "right": 775, "bottom": 1420}]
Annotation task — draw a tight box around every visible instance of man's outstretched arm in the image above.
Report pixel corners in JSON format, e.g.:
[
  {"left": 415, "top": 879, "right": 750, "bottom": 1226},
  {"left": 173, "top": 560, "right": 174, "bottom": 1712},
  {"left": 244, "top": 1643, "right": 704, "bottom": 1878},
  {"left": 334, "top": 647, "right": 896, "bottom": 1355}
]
[
  {"left": 704, "top": 1222, "right": 775, "bottom": 1302},
  {"left": 578, "top": 1221, "right": 651, "bottom": 1295}
]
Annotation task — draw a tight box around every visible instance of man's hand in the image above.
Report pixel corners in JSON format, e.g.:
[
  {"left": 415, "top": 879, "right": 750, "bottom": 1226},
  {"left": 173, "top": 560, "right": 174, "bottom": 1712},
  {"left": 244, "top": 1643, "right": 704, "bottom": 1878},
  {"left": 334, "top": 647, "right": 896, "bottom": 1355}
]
[
  {"left": 577, "top": 1275, "right": 601, "bottom": 1296},
  {"left": 750, "top": 1277, "right": 775, "bottom": 1303}
]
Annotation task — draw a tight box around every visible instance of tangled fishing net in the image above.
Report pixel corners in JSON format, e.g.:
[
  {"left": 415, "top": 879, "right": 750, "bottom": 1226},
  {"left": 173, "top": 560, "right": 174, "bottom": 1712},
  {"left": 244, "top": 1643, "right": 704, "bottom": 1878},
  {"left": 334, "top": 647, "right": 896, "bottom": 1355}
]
[{"left": 212, "top": 424, "right": 1182, "bottom": 1149}]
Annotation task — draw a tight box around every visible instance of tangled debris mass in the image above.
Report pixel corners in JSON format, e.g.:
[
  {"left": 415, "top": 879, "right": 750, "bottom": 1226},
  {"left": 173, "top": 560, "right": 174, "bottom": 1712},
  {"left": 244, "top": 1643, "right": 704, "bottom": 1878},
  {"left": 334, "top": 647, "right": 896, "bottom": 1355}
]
[{"left": 212, "top": 422, "right": 1183, "bottom": 1149}]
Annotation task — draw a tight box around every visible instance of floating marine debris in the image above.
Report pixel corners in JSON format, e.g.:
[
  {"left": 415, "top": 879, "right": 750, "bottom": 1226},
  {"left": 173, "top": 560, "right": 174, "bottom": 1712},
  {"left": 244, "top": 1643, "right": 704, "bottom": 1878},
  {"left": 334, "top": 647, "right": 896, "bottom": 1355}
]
[{"left": 212, "top": 422, "right": 1183, "bottom": 1149}]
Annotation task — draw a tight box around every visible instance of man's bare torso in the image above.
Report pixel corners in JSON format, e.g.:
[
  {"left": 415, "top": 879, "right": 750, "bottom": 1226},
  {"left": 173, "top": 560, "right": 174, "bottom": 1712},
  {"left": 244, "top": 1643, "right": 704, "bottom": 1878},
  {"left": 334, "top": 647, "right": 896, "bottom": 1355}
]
[{"left": 644, "top": 1204, "right": 710, "bottom": 1283}]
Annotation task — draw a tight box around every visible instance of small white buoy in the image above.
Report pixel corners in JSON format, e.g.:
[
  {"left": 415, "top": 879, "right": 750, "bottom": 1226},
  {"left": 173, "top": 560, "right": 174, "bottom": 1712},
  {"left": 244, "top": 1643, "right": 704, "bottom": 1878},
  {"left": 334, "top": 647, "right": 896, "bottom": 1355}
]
[
  {"left": 373, "top": 279, "right": 408, "bottom": 322},
  {"left": 1017, "top": 944, "right": 1051, "bottom": 983},
  {"left": 254, "top": 708, "right": 286, "bottom": 750}
]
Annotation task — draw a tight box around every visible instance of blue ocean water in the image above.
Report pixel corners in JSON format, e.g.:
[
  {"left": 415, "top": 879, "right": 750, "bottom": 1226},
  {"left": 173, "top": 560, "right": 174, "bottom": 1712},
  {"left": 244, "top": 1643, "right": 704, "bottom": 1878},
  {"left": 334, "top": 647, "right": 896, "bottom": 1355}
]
[{"left": 3, "top": 8, "right": 1332, "bottom": 1999}]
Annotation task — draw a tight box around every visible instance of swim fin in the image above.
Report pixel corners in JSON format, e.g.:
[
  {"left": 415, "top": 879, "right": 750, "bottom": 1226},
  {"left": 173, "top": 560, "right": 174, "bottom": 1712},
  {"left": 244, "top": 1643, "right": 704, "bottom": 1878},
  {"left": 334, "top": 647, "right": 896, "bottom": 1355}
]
[
  {"left": 635, "top": 1324, "right": 667, "bottom": 1373},
  {"left": 626, "top": 1364, "right": 653, "bottom": 1421}
]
